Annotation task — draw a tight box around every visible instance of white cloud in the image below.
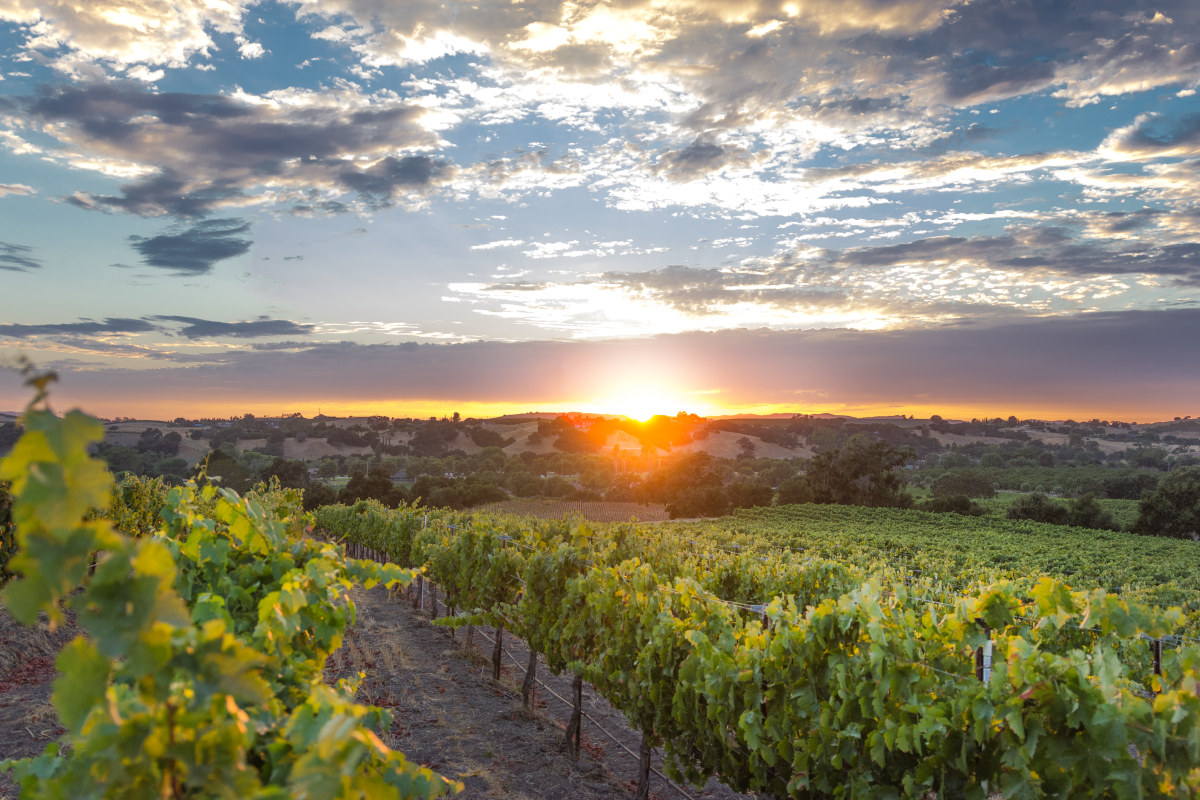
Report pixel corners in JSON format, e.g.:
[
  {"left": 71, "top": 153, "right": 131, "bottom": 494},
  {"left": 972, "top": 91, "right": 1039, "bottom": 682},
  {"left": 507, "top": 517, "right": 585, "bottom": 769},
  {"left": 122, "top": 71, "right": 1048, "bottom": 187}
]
[
  {"left": 0, "top": 183, "right": 35, "bottom": 197},
  {"left": 1, "top": 0, "right": 251, "bottom": 75},
  {"left": 235, "top": 36, "right": 267, "bottom": 59},
  {"left": 470, "top": 238, "right": 525, "bottom": 250}
]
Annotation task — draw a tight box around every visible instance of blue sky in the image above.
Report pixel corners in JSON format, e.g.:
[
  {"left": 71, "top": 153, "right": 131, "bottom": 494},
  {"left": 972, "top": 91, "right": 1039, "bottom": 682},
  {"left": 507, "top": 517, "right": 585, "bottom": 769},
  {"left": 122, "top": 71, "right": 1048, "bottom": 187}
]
[{"left": 1, "top": 0, "right": 1198, "bottom": 418}]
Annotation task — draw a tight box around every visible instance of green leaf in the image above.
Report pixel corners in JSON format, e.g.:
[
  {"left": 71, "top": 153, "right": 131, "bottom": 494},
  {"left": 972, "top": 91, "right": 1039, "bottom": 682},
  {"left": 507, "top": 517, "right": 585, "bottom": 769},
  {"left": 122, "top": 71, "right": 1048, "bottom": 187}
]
[{"left": 51, "top": 636, "right": 111, "bottom": 732}]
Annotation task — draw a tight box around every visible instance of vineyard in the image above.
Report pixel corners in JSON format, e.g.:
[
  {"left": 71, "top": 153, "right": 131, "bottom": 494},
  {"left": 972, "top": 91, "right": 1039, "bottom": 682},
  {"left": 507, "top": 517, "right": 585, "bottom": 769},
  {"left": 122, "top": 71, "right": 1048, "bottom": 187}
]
[
  {"left": 673, "top": 505, "right": 1200, "bottom": 614},
  {"left": 0, "top": 387, "right": 460, "bottom": 800},
  {"left": 477, "top": 499, "right": 671, "bottom": 523},
  {"left": 2, "top": 392, "right": 1200, "bottom": 798},
  {"left": 313, "top": 499, "right": 1200, "bottom": 798}
]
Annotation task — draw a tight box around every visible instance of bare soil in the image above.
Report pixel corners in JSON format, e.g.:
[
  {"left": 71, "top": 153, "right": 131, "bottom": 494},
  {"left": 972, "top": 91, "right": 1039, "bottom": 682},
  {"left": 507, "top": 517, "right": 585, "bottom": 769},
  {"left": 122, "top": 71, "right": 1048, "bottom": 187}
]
[
  {"left": 0, "top": 607, "right": 77, "bottom": 799},
  {"left": 332, "top": 582, "right": 750, "bottom": 800}
]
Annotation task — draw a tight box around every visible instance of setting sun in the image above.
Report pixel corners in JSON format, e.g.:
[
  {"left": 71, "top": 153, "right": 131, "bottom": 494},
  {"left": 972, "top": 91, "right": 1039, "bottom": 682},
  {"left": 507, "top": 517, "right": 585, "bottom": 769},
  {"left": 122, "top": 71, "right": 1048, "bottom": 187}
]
[{"left": 589, "top": 388, "right": 690, "bottom": 422}]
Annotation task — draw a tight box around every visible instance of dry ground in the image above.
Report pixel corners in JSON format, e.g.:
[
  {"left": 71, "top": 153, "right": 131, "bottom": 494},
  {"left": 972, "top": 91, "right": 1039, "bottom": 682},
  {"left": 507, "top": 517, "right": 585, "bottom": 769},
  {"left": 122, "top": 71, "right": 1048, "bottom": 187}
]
[
  {"left": 0, "top": 606, "right": 76, "bottom": 798},
  {"left": 340, "top": 582, "right": 749, "bottom": 800}
]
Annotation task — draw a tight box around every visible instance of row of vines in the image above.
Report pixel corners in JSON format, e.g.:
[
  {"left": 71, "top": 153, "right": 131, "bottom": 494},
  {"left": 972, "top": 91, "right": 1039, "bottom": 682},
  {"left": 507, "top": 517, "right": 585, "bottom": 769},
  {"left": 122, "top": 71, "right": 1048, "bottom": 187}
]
[
  {"left": 0, "top": 386, "right": 461, "bottom": 799},
  {"left": 681, "top": 504, "right": 1200, "bottom": 616},
  {"left": 317, "top": 499, "right": 1200, "bottom": 798}
]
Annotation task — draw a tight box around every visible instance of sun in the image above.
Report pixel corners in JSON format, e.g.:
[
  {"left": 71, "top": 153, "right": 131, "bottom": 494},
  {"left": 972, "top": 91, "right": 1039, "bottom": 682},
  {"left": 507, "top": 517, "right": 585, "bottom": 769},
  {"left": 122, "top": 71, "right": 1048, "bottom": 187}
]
[{"left": 594, "top": 388, "right": 685, "bottom": 422}]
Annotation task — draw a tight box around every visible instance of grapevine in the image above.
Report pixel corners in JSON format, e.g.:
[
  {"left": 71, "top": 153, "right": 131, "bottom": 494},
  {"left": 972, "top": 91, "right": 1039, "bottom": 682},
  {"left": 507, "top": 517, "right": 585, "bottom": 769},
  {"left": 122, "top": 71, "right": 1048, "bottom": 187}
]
[
  {"left": 316, "top": 501, "right": 1200, "bottom": 798},
  {"left": 0, "top": 380, "right": 461, "bottom": 800}
]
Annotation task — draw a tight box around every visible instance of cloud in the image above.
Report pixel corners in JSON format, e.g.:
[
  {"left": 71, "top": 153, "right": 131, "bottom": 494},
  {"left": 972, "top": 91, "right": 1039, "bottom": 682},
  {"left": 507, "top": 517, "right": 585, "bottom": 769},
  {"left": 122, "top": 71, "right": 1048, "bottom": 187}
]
[
  {"left": 22, "top": 82, "right": 453, "bottom": 218},
  {"left": 4, "top": 310, "right": 1197, "bottom": 419},
  {"left": 0, "top": 0, "right": 250, "bottom": 75},
  {"left": 653, "top": 135, "right": 741, "bottom": 181},
  {"left": 0, "top": 183, "right": 34, "bottom": 197},
  {"left": 149, "top": 316, "right": 317, "bottom": 339},
  {"left": 0, "top": 317, "right": 158, "bottom": 338},
  {"left": 448, "top": 222, "right": 1200, "bottom": 337},
  {"left": 128, "top": 218, "right": 253, "bottom": 274},
  {"left": 1100, "top": 113, "right": 1200, "bottom": 160},
  {"left": 295, "top": 0, "right": 1200, "bottom": 149},
  {"left": 0, "top": 241, "right": 41, "bottom": 271},
  {"left": 471, "top": 239, "right": 525, "bottom": 250}
]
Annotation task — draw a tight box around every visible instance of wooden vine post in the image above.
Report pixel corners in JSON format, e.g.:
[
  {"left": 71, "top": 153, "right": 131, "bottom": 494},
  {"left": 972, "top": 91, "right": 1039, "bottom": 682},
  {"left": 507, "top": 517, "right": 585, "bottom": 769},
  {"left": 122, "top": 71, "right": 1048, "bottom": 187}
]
[
  {"left": 1153, "top": 637, "right": 1163, "bottom": 692},
  {"left": 566, "top": 673, "right": 584, "bottom": 759},
  {"left": 521, "top": 650, "right": 537, "bottom": 709},
  {"left": 633, "top": 732, "right": 652, "bottom": 800},
  {"left": 975, "top": 619, "right": 992, "bottom": 682},
  {"left": 492, "top": 624, "right": 504, "bottom": 680}
]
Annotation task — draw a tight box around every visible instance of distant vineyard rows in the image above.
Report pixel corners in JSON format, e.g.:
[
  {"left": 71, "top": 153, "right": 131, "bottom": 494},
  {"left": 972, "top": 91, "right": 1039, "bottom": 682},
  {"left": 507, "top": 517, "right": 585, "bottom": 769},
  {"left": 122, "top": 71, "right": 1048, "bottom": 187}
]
[{"left": 478, "top": 499, "right": 670, "bottom": 523}]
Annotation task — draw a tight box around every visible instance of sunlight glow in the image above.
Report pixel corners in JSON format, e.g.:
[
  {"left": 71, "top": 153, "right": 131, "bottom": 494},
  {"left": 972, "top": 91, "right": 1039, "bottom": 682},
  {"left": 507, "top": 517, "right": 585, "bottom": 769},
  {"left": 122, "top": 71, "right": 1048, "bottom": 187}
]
[{"left": 589, "top": 388, "right": 691, "bottom": 422}]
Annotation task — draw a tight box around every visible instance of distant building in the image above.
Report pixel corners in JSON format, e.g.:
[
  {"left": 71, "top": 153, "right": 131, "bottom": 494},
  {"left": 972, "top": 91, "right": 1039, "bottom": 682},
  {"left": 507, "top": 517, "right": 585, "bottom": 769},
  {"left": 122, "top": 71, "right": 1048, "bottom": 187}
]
[{"left": 391, "top": 470, "right": 407, "bottom": 482}]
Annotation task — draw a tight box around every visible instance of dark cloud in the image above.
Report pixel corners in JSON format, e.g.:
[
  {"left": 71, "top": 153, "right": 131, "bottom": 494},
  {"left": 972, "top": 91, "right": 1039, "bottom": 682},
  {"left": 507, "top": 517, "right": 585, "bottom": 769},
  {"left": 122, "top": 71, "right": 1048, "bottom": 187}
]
[
  {"left": 943, "top": 60, "right": 1057, "bottom": 103},
  {"left": 596, "top": 265, "right": 848, "bottom": 314},
  {"left": 1086, "top": 208, "right": 1169, "bottom": 236},
  {"left": 67, "top": 169, "right": 247, "bottom": 218},
  {"left": 150, "top": 316, "right": 316, "bottom": 339},
  {"left": 653, "top": 136, "right": 730, "bottom": 181},
  {"left": 826, "top": 227, "right": 1200, "bottom": 283},
  {"left": 0, "top": 318, "right": 158, "bottom": 339},
  {"left": 128, "top": 218, "right": 253, "bottom": 274},
  {"left": 3, "top": 310, "right": 1196, "bottom": 419},
  {"left": 336, "top": 155, "right": 455, "bottom": 208},
  {"left": 1105, "top": 112, "right": 1200, "bottom": 159},
  {"left": 25, "top": 82, "right": 448, "bottom": 218},
  {"left": 0, "top": 241, "right": 42, "bottom": 272}
]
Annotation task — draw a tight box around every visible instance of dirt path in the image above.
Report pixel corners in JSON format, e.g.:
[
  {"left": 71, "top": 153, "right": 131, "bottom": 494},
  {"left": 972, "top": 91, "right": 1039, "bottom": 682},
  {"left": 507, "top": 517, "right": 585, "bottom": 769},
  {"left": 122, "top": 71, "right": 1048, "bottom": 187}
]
[
  {"left": 0, "top": 609, "right": 76, "bottom": 799},
  {"left": 338, "top": 582, "right": 752, "bottom": 800}
]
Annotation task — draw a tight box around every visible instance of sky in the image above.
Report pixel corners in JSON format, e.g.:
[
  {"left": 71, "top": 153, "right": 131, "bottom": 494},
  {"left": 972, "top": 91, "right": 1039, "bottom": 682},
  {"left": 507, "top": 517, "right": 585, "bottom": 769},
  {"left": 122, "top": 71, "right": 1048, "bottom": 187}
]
[{"left": 0, "top": 0, "right": 1198, "bottom": 421}]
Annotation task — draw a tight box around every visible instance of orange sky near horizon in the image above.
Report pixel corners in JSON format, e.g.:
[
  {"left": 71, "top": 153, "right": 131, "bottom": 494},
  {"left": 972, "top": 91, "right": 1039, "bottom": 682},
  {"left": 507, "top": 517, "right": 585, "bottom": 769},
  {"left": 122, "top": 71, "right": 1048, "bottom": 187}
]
[{"left": 1, "top": 389, "right": 1186, "bottom": 426}]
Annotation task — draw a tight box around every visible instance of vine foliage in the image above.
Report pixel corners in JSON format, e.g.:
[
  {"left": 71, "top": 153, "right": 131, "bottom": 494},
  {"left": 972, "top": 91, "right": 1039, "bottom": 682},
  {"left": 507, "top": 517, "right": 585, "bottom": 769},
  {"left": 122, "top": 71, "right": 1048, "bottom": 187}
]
[{"left": 0, "top": 378, "right": 460, "bottom": 800}]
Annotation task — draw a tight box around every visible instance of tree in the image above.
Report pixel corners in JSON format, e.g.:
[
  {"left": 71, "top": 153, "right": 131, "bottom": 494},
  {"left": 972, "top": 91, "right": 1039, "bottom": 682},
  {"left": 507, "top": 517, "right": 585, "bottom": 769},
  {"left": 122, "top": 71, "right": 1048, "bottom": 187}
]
[
  {"left": 195, "top": 450, "right": 252, "bottom": 494},
  {"left": 452, "top": 411, "right": 461, "bottom": 423},
  {"left": 980, "top": 452, "right": 1005, "bottom": 469},
  {"left": 1067, "top": 493, "right": 1118, "bottom": 531},
  {"left": 339, "top": 466, "right": 404, "bottom": 507},
  {"left": 918, "top": 495, "right": 986, "bottom": 516},
  {"left": 776, "top": 475, "right": 814, "bottom": 506},
  {"left": 1006, "top": 494, "right": 1069, "bottom": 525},
  {"left": 810, "top": 427, "right": 839, "bottom": 453},
  {"left": 93, "top": 442, "right": 143, "bottom": 476},
  {"left": 805, "top": 435, "right": 914, "bottom": 508},
  {"left": 931, "top": 470, "right": 997, "bottom": 499},
  {"left": 736, "top": 436, "right": 756, "bottom": 460},
  {"left": 1133, "top": 466, "right": 1200, "bottom": 539},
  {"left": 727, "top": 481, "right": 772, "bottom": 510},
  {"left": 553, "top": 427, "right": 604, "bottom": 454},
  {"left": 260, "top": 457, "right": 310, "bottom": 489},
  {"left": 302, "top": 482, "right": 337, "bottom": 511},
  {"left": 470, "top": 427, "right": 515, "bottom": 448},
  {"left": 665, "top": 486, "right": 729, "bottom": 519}
]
